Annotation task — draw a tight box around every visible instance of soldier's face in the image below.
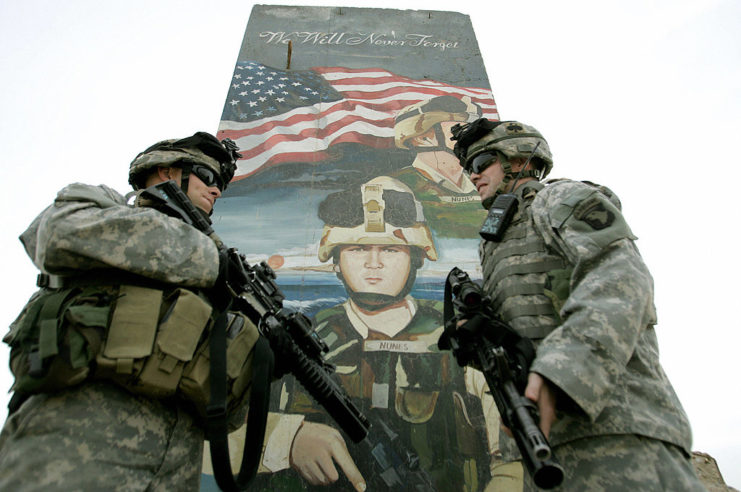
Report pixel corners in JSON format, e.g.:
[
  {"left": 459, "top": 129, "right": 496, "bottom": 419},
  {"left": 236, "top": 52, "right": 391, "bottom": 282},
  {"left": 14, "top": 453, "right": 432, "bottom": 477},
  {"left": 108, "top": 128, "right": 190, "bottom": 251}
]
[
  {"left": 438, "top": 121, "right": 458, "bottom": 150},
  {"left": 469, "top": 155, "right": 505, "bottom": 203},
  {"left": 164, "top": 167, "right": 222, "bottom": 214},
  {"left": 338, "top": 244, "right": 411, "bottom": 297},
  {"left": 186, "top": 171, "right": 222, "bottom": 214}
]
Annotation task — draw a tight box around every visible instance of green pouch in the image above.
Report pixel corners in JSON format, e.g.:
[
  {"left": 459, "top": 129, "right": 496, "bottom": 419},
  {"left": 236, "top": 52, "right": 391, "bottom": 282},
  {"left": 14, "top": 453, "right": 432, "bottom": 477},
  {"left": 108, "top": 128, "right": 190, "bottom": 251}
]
[
  {"left": 8, "top": 287, "right": 112, "bottom": 395},
  {"left": 96, "top": 285, "right": 161, "bottom": 380},
  {"left": 225, "top": 313, "right": 258, "bottom": 400},
  {"left": 395, "top": 388, "right": 439, "bottom": 424},
  {"left": 179, "top": 312, "right": 258, "bottom": 426},
  {"left": 65, "top": 302, "right": 110, "bottom": 368},
  {"left": 136, "top": 289, "right": 212, "bottom": 398},
  {"left": 178, "top": 341, "right": 211, "bottom": 413}
]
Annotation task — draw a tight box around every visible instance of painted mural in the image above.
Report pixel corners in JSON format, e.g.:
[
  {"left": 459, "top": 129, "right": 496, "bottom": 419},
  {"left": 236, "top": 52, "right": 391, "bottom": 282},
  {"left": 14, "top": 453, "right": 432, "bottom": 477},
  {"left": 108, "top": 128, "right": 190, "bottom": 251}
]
[{"left": 202, "top": 6, "right": 501, "bottom": 491}]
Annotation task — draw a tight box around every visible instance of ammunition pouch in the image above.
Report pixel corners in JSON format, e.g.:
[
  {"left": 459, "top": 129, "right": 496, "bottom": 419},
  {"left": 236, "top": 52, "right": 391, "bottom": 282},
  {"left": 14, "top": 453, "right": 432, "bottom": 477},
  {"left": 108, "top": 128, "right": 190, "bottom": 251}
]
[{"left": 4, "top": 281, "right": 257, "bottom": 424}]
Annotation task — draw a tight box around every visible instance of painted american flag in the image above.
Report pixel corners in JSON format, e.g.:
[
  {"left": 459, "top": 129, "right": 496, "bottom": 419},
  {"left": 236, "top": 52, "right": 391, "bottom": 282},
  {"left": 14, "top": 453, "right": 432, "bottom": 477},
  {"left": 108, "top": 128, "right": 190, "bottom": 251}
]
[{"left": 217, "top": 61, "right": 499, "bottom": 179}]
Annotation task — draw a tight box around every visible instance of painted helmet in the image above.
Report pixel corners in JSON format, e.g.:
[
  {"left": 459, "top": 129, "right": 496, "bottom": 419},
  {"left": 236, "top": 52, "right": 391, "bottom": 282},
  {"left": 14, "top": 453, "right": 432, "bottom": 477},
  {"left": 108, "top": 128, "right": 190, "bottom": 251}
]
[
  {"left": 394, "top": 95, "right": 482, "bottom": 151},
  {"left": 317, "top": 176, "right": 438, "bottom": 263}
]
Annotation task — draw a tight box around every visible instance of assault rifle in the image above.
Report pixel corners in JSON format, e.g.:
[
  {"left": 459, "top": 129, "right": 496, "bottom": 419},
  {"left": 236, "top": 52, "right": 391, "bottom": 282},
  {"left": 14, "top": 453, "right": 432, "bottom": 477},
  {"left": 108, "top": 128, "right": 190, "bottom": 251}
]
[
  {"left": 141, "top": 181, "right": 370, "bottom": 491},
  {"left": 438, "top": 267, "right": 564, "bottom": 490}
]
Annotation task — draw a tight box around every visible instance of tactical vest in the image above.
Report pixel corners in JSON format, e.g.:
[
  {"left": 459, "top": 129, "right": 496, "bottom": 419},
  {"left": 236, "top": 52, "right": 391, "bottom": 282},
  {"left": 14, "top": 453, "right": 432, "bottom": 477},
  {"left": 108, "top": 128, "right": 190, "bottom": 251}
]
[
  {"left": 285, "top": 300, "right": 490, "bottom": 492},
  {"left": 4, "top": 275, "right": 257, "bottom": 426},
  {"left": 479, "top": 182, "right": 570, "bottom": 341}
]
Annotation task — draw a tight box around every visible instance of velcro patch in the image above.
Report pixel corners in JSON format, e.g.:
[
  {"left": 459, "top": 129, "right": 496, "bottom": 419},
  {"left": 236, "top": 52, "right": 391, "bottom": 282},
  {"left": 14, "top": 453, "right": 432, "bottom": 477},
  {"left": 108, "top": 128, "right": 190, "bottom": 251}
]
[{"left": 574, "top": 196, "right": 615, "bottom": 230}]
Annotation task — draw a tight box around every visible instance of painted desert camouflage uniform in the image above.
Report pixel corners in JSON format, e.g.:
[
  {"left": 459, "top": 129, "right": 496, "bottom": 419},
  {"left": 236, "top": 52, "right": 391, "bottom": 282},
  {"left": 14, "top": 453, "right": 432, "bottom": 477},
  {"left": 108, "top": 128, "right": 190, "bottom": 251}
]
[
  {"left": 479, "top": 179, "right": 706, "bottom": 491},
  {"left": 257, "top": 298, "right": 492, "bottom": 492},
  {"left": 393, "top": 162, "right": 487, "bottom": 239},
  {"left": 0, "top": 183, "right": 222, "bottom": 491}
]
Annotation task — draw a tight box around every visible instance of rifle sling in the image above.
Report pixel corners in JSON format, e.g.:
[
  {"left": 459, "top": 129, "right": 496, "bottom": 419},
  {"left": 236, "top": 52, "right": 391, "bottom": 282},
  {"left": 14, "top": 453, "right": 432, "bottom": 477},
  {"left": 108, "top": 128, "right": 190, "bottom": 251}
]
[
  {"left": 238, "top": 335, "right": 273, "bottom": 484},
  {"left": 207, "top": 308, "right": 274, "bottom": 492}
]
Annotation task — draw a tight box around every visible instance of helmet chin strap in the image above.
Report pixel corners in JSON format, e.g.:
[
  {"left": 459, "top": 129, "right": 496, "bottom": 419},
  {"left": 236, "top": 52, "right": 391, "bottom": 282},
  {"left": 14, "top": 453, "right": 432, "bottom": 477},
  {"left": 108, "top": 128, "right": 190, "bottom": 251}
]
[
  {"left": 433, "top": 125, "right": 458, "bottom": 157},
  {"left": 409, "top": 125, "right": 458, "bottom": 157},
  {"left": 176, "top": 163, "right": 190, "bottom": 193}
]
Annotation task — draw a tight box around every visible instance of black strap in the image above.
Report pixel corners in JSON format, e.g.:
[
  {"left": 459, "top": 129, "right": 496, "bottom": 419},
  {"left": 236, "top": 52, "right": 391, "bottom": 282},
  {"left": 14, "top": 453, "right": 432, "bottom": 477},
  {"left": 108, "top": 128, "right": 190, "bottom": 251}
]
[
  {"left": 206, "top": 309, "right": 234, "bottom": 491},
  {"left": 237, "top": 336, "right": 273, "bottom": 485},
  {"left": 36, "top": 271, "right": 172, "bottom": 291},
  {"left": 7, "top": 392, "right": 30, "bottom": 415},
  {"left": 207, "top": 308, "right": 274, "bottom": 492},
  {"left": 443, "top": 273, "right": 454, "bottom": 327},
  {"left": 438, "top": 273, "right": 462, "bottom": 357}
]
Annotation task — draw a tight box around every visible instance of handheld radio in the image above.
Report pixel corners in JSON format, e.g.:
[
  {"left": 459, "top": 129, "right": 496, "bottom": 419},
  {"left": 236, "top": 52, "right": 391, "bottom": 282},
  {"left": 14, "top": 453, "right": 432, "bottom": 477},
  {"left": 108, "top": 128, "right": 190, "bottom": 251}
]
[{"left": 479, "top": 141, "right": 541, "bottom": 242}]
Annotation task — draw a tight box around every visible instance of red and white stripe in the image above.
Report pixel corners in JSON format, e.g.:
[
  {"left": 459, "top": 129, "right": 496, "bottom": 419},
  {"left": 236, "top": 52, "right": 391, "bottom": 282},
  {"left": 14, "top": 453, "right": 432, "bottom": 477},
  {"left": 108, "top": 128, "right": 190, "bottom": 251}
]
[{"left": 218, "top": 67, "right": 498, "bottom": 179}]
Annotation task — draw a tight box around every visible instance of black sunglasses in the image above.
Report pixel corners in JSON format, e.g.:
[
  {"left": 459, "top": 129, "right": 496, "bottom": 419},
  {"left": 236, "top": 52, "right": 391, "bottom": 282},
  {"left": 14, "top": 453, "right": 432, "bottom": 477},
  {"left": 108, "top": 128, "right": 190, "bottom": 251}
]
[
  {"left": 190, "top": 164, "right": 225, "bottom": 190},
  {"left": 464, "top": 152, "right": 499, "bottom": 176}
]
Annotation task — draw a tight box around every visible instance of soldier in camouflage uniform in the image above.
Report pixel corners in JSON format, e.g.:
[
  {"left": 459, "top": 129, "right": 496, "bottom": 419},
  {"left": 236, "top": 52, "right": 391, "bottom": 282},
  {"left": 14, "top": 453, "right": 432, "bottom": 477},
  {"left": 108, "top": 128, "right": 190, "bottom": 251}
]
[
  {"left": 258, "top": 176, "right": 495, "bottom": 491},
  {"left": 392, "top": 95, "right": 487, "bottom": 238},
  {"left": 451, "top": 118, "right": 706, "bottom": 491},
  {"left": 0, "top": 132, "right": 259, "bottom": 491}
]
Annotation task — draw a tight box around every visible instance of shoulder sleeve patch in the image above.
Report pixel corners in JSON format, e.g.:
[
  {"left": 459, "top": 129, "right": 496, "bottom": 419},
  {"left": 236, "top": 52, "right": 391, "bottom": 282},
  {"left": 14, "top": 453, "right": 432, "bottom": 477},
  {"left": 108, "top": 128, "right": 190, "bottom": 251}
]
[
  {"left": 563, "top": 191, "right": 636, "bottom": 251},
  {"left": 573, "top": 195, "right": 615, "bottom": 230},
  {"left": 536, "top": 181, "right": 636, "bottom": 253}
]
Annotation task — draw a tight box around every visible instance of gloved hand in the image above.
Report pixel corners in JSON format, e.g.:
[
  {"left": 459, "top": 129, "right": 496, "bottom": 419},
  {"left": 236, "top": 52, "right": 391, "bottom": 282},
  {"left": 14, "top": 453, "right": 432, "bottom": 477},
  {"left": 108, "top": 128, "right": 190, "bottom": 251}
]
[
  {"left": 441, "top": 313, "right": 536, "bottom": 392},
  {"left": 209, "top": 247, "right": 248, "bottom": 312},
  {"left": 443, "top": 314, "right": 489, "bottom": 368}
]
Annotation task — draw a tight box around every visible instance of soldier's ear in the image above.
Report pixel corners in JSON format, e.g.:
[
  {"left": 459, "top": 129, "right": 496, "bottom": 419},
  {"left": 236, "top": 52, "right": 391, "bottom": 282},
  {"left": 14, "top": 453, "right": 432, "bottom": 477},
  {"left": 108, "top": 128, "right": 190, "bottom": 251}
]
[
  {"left": 411, "top": 130, "right": 436, "bottom": 147},
  {"left": 158, "top": 166, "right": 182, "bottom": 185},
  {"left": 144, "top": 166, "right": 177, "bottom": 188},
  {"left": 156, "top": 167, "right": 172, "bottom": 182}
]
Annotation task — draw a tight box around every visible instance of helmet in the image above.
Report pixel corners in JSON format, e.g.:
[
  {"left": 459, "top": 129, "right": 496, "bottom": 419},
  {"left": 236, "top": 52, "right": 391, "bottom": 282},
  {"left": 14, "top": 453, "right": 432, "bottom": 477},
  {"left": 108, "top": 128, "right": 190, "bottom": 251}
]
[
  {"left": 128, "top": 132, "right": 241, "bottom": 191},
  {"left": 394, "top": 95, "right": 482, "bottom": 152},
  {"left": 452, "top": 119, "right": 553, "bottom": 178},
  {"left": 317, "top": 176, "right": 438, "bottom": 263}
]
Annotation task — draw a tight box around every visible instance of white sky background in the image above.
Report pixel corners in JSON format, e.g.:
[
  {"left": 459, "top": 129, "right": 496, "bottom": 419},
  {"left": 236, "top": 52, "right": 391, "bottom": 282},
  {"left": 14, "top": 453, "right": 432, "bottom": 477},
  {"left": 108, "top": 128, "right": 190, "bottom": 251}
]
[{"left": 1, "top": 0, "right": 739, "bottom": 486}]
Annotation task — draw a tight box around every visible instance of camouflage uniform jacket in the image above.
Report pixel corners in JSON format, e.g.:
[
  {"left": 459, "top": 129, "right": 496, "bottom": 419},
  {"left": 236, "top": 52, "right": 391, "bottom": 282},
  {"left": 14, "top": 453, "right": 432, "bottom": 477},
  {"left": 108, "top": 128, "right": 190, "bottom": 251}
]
[
  {"left": 0, "top": 183, "right": 224, "bottom": 491},
  {"left": 479, "top": 179, "right": 692, "bottom": 455},
  {"left": 19, "top": 182, "right": 219, "bottom": 286},
  {"left": 283, "top": 298, "right": 491, "bottom": 491}
]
